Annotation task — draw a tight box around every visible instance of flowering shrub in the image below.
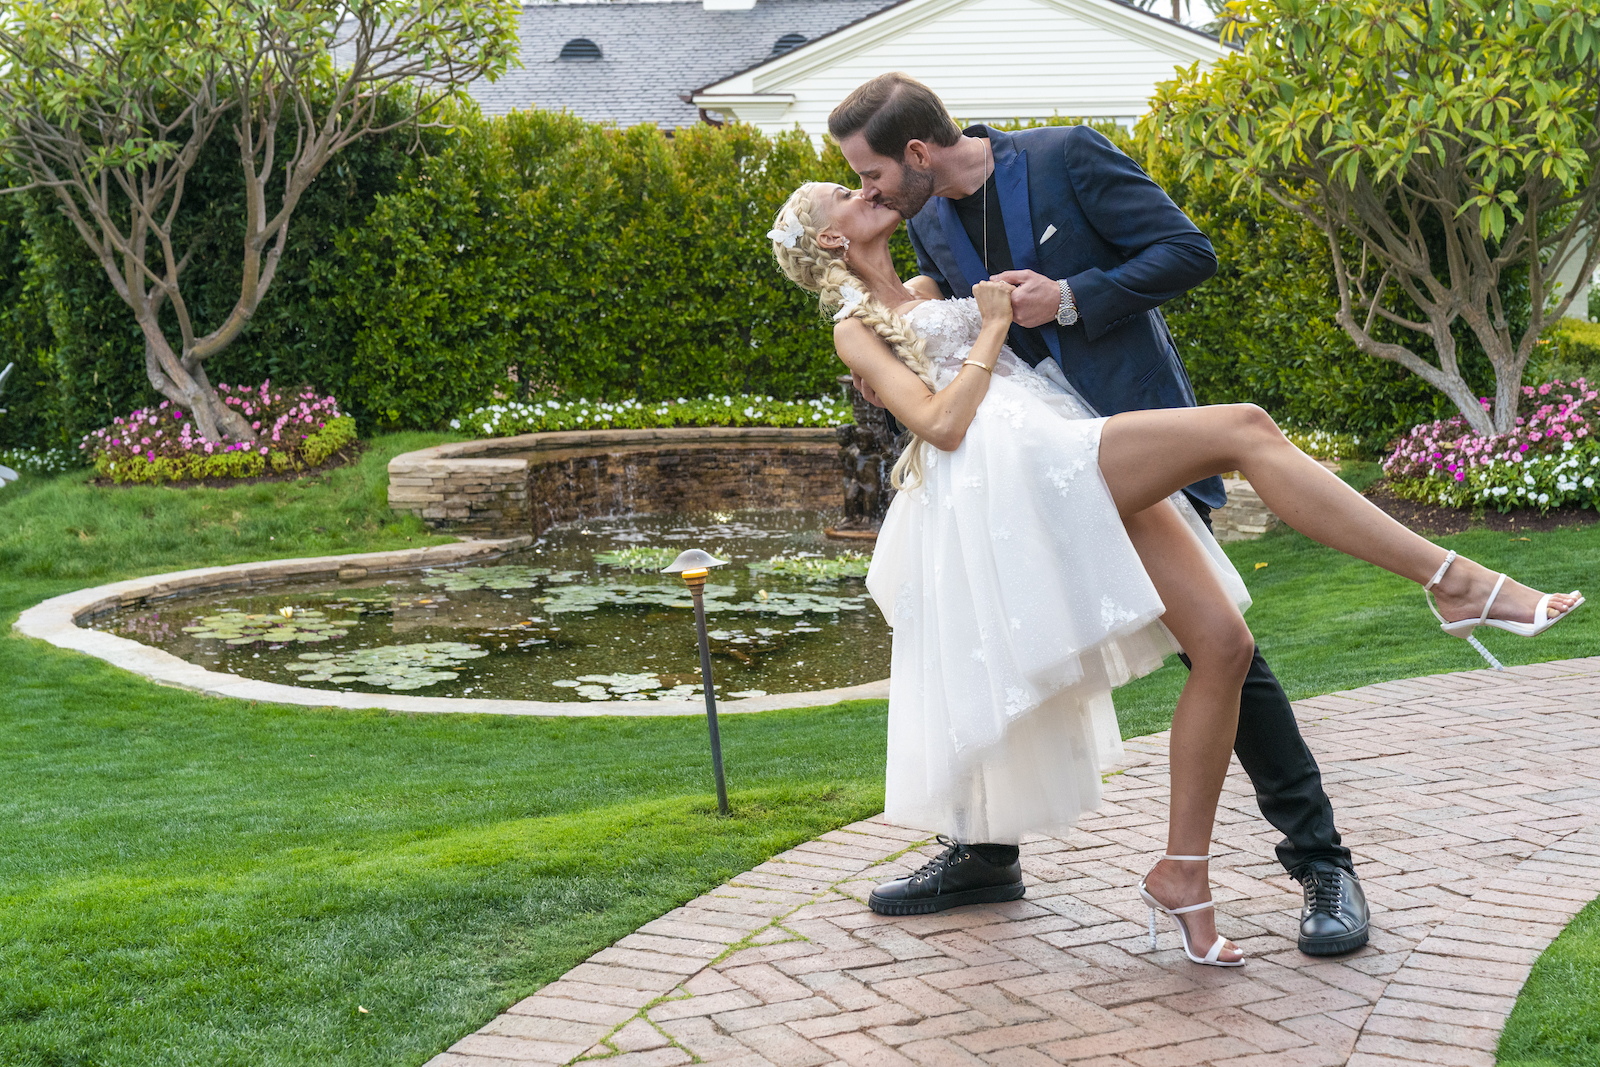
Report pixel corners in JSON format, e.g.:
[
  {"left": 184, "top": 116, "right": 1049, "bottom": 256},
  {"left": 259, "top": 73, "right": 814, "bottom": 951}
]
[
  {"left": 450, "top": 394, "right": 853, "bottom": 437},
  {"left": 80, "top": 383, "right": 357, "bottom": 485},
  {"left": 1383, "top": 379, "right": 1600, "bottom": 512},
  {"left": 1284, "top": 427, "right": 1368, "bottom": 461},
  {"left": 0, "top": 446, "right": 78, "bottom": 476}
]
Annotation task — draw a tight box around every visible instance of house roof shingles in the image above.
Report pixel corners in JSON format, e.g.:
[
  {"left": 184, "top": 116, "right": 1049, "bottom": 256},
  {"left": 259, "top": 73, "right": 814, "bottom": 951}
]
[{"left": 471, "top": 0, "right": 899, "bottom": 129}]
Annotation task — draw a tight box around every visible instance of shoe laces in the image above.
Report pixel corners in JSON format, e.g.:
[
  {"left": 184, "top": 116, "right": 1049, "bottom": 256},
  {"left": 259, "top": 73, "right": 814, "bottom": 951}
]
[
  {"left": 910, "top": 835, "right": 963, "bottom": 882},
  {"left": 1302, "top": 866, "right": 1344, "bottom": 916}
]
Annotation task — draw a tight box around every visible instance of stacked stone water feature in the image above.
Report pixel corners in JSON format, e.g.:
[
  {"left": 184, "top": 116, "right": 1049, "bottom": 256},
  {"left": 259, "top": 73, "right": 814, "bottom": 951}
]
[{"left": 830, "top": 378, "right": 898, "bottom": 537}]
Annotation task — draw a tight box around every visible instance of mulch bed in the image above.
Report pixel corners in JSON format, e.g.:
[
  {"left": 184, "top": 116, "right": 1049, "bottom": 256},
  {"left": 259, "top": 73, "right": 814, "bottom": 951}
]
[
  {"left": 1364, "top": 479, "right": 1600, "bottom": 536},
  {"left": 89, "top": 440, "right": 366, "bottom": 490}
]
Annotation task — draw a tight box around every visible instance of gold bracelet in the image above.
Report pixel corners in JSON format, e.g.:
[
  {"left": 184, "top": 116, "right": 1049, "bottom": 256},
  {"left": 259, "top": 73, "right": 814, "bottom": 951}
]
[{"left": 961, "top": 359, "right": 993, "bottom": 374}]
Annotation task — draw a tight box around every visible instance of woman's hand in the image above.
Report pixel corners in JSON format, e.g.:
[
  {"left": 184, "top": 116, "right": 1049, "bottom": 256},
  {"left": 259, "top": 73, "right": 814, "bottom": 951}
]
[{"left": 974, "top": 279, "right": 1015, "bottom": 329}]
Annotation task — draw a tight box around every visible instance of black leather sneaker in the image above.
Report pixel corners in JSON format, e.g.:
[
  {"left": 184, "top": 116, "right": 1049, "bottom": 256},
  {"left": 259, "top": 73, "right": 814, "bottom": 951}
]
[
  {"left": 1294, "top": 860, "right": 1370, "bottom": 956},
  {"left": 868, "top": 836, "right": 1026, "bottom": 916}
]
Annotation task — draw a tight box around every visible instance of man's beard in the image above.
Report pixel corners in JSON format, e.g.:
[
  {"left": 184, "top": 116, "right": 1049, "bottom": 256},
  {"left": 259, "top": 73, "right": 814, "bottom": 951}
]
[{"left": 892, "top": 165, "right": 936, "bottom": 219}]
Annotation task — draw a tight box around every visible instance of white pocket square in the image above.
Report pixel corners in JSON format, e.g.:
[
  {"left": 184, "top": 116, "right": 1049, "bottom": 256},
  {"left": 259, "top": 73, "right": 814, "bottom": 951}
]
[{"left": 1039, "top": 224, "right": 1058, "bottom": 245}]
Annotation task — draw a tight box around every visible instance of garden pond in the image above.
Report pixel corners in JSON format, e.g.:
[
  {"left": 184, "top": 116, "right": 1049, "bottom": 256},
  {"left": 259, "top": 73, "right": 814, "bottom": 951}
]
[{"left": 92, "top": 510, "right": 890, "bottom": 702}]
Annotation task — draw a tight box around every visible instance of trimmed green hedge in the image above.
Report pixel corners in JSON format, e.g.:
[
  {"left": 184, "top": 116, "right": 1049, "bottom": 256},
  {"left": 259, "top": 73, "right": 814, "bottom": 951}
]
[{"left": 0, "top": 104, "right": 1518, "bottom": 454}]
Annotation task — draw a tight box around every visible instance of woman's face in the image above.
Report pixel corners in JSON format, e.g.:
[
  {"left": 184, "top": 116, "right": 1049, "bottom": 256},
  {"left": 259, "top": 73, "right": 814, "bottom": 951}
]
[{"left": 816, "top": 183, "right": 900, "bottom": 250}]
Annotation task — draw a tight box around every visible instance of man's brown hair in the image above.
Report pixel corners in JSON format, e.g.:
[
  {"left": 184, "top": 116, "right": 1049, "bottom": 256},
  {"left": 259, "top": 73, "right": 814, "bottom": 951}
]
[{"left": 827, "top": 73, "right": 961, "bottom": 159}]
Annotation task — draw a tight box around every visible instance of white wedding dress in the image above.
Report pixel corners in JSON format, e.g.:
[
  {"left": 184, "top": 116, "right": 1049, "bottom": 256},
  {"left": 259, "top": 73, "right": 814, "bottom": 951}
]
[{"left": 866, "top": 297, "right": 1251, "bottom": 845}]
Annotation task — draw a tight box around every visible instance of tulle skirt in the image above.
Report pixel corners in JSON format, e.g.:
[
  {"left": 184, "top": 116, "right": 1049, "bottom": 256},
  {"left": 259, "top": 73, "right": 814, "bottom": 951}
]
[{"left": 865, "top": 367, "right": 1250, "bottom": 844}]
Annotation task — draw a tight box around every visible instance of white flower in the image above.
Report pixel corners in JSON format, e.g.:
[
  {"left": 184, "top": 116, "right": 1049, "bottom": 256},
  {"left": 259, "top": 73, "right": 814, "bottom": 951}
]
[
  {"left": 1539, "top": 493, "right": 1550, "bottom": 504},
  {"left": 833, "top": 284, "right": 865, "bottom": 322},
  {"left": 449, "top": 419, "right": 461, "bottom": 429},
  {"left": 766, "top": 216, "right": 804, "bottom": 248},
  {"left": 1585, "top": 477, "right": 1595, "bottom": 488}
]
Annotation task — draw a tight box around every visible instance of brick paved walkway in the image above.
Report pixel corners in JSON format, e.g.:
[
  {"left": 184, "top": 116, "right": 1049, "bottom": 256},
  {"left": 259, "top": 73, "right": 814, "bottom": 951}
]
[{"left": 427, "top": 657, "right": 1600, "bottom": 1067}]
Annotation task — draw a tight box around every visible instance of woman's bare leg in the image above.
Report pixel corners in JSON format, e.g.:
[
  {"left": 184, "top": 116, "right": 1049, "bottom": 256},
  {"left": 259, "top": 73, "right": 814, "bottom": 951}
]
[
  {"left": 1122, "top": 501, "right": 1255, "bottom": 963},
  {"left": 1099, "top": 405, "right": 1581, "bottom": 625}
]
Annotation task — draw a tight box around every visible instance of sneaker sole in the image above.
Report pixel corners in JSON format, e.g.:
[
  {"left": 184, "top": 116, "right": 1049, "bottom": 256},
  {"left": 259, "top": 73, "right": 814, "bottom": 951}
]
[
  {"left": 1298, "top": 925, "right": 1369, "bottom": 956},
  {"left": 867, "top": 881, "right": 1026, "bottom": 916}
]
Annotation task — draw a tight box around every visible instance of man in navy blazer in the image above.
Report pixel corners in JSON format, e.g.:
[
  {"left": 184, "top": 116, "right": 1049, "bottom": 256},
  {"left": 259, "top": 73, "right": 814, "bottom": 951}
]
[{"left": 830, "top": 73, "right": 1368, "bottom": 957}]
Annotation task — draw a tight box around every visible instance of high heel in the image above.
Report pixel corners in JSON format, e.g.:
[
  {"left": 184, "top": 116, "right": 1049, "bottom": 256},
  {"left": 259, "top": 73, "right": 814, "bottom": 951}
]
[
  {"left": 1136, "top": 854, "right": 1244, "bottom": 968},
  {"left": 1424, "top": 550, "right": 1584, "bottom": 671}
]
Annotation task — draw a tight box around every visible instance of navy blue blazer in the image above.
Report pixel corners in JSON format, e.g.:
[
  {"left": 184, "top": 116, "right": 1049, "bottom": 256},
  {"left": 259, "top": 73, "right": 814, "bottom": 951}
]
[{"left": 907, "top": 124, "right": 1227, "bottom": 510}]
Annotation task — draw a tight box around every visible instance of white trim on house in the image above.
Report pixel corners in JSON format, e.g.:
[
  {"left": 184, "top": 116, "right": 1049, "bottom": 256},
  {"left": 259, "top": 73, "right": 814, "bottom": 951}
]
[{"left": 692, "top": 0, "right": 1230, "bottom": 139}]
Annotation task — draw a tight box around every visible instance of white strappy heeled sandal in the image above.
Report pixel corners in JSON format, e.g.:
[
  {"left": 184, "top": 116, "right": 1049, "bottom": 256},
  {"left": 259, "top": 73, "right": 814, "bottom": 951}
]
[
  {"left": 1136, "top": 854, "right": 1244, "bottom": 968},
  {"left": 1424, "top": 550, "right": 1584, "bottom": 671}
]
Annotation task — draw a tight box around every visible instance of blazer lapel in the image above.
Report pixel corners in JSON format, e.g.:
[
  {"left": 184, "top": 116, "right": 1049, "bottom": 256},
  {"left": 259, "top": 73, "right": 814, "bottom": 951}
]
[
  {"left": 934, "top": 196, "right": 986, "bottom": 296},
  {"left": 986, "top": 128, "right": 1063, "bottom": 368}
]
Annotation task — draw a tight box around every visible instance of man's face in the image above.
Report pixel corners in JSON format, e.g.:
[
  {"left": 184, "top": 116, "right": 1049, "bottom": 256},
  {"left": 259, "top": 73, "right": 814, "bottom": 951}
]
[{"left": 837, "top": 131, "right": 936, "bottom": 219}]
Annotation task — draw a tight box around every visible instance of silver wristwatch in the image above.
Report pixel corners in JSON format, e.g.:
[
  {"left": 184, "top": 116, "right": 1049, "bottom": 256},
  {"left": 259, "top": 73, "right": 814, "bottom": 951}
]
[{"left": 1056, "top": 279, "right": 1079, "bottom": 326}]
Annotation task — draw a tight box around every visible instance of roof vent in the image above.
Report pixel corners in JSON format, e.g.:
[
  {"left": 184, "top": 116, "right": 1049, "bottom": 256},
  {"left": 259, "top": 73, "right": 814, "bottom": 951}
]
[
  {"left": 771, "top": 32, "right": 807, "bottom": 55},
  {"left": 559, "top": 38, "right": 602, "bottom": 61}
]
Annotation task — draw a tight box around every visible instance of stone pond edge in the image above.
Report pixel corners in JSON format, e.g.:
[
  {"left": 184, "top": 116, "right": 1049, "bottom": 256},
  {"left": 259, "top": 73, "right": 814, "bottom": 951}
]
[{"left": 11, "top": 539, "right": 891, "bottom": 717}]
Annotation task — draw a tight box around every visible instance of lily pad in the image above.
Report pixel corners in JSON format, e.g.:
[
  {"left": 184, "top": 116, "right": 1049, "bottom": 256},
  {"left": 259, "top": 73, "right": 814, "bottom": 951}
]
[
  {"left": 748, "top": 551, "right": 871, "bottom": 583},
  {"left": 538, "top": 582, "right": 864, "bottom": 617},
  {"left": 318, "top": 591, "right": 396, "bottom": 616},
  {"left": 282, "top": 641, "right": 490, "bottom": 690},
  {"left": 594, "top": 546, "right": 679, "bottom": 572},
  {"left": 420, "top": 565, "right": 552, "bottom": 591},
  {"left": 182, "top": 609, "right": 353, "bottom": 644},
  {"left": 548, "top": 672, "right": 707, "bottom": 701}
]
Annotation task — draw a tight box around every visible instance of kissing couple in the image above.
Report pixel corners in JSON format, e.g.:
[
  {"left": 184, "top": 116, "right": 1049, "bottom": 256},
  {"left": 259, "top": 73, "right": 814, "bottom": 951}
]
[{"left": 767, "top": 73, "right": 1583, "bottom": 967}]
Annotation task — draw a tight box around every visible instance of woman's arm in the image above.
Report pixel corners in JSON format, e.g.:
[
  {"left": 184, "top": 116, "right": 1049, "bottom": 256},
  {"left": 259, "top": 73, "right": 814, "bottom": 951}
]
[
  {"left": 834, "top": 281, "right": 1013, "bottom": 451},
  {"left": 846, "top": 277, "right": 946, "bottom": 408}
]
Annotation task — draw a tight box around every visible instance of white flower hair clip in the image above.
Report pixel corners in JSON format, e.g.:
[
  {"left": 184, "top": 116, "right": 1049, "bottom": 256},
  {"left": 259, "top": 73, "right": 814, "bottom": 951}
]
[
  {"left": 766, "top": 217, "right": 804, "bottom": 248},
  {"left": 832, "top": 283, "right": 864, "bottom": 322}
]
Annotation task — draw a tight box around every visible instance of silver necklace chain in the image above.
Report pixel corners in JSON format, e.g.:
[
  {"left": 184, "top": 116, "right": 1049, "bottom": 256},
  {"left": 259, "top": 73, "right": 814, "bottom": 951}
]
[{"left": 980, "top": 139, "right": 990, "bottom": 277}]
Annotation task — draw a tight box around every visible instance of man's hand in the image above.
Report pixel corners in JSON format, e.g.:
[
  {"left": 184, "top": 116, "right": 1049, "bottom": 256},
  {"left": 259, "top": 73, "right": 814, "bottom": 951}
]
[
  {"left": 852, "top": 371, "right": 886, "bottom": 408},
  {"left": 992, "top": 269, "right": 1061, "bottom": 328}
]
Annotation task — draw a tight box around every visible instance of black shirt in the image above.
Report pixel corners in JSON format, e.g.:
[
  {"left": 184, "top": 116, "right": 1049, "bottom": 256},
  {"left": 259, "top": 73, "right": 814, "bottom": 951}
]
[{"left": 950, "top": 171, "right": 1013, "bottom": 277}]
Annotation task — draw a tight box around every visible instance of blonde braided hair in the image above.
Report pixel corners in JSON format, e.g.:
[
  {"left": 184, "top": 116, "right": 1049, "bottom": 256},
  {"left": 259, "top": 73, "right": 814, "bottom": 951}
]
[{"left": 769, "top": 182, "right": 936, "bottom": 490}]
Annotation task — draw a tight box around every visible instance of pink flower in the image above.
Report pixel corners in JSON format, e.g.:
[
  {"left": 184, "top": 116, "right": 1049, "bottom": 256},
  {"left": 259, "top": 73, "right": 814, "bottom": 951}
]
[{"left": 259, "top": 447, "right": 268, "bottom": 455}]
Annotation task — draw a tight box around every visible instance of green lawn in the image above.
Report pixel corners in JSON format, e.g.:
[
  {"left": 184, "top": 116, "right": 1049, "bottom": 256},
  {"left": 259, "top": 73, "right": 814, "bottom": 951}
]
[
  {"left": 1499, "top": 895, "right": 1600, "bottom": 1067},
  {"left": 0, "top": 442, "right": 1595, "bottom": 1066},
  {"left": 1111, "top": 470, "right": 1600, "bottom": 737}
]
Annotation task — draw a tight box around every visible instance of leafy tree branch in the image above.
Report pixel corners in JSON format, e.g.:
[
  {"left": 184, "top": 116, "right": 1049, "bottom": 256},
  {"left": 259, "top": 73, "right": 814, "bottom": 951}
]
[
  {"left": 1145, "top": 0, "right": 1600, "bottom": 435},
  {"left": 0, "top": 0, "right": 517, "bottom": 443}
]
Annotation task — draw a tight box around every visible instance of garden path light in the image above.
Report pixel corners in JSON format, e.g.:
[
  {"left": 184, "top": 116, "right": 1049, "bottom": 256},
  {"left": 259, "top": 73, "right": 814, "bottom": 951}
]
[{"left": 662, "top": 549, "right": 731, "bottom": 816}]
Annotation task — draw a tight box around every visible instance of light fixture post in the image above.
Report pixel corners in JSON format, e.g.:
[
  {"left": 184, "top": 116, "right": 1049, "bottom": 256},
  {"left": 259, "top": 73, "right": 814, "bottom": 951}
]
[{"left": 663, "top": 550, "right": 730, "bottom": 816}]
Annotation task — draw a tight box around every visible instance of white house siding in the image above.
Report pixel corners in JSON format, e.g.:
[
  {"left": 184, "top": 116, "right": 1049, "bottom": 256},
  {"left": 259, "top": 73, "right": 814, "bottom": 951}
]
[{"left": 695, "top": 0, "right": 1229, "bottom": 139}]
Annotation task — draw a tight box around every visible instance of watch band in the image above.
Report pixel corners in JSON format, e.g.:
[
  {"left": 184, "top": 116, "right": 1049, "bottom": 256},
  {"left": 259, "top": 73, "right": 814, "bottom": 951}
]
[{"left": 1056, "top": 279, "right": 1079, "bottom": 327}]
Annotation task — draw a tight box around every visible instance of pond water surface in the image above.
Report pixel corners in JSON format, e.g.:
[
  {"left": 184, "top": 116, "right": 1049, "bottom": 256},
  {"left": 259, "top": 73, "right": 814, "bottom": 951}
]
[{"left": 94, "top": 510, "right": 890, "bottom": 702}]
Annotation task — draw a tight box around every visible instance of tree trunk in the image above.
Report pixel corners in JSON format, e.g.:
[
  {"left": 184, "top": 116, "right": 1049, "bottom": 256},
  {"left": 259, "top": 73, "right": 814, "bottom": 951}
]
[{"left": 142, "top": 331, "right": 255, "bottom": 443}]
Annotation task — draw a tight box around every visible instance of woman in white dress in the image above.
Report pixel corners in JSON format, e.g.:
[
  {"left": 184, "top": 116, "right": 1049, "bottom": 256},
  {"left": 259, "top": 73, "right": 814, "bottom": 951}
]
[{"left": 769, "top": 182, "right": 1583, "bottom": 967}]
